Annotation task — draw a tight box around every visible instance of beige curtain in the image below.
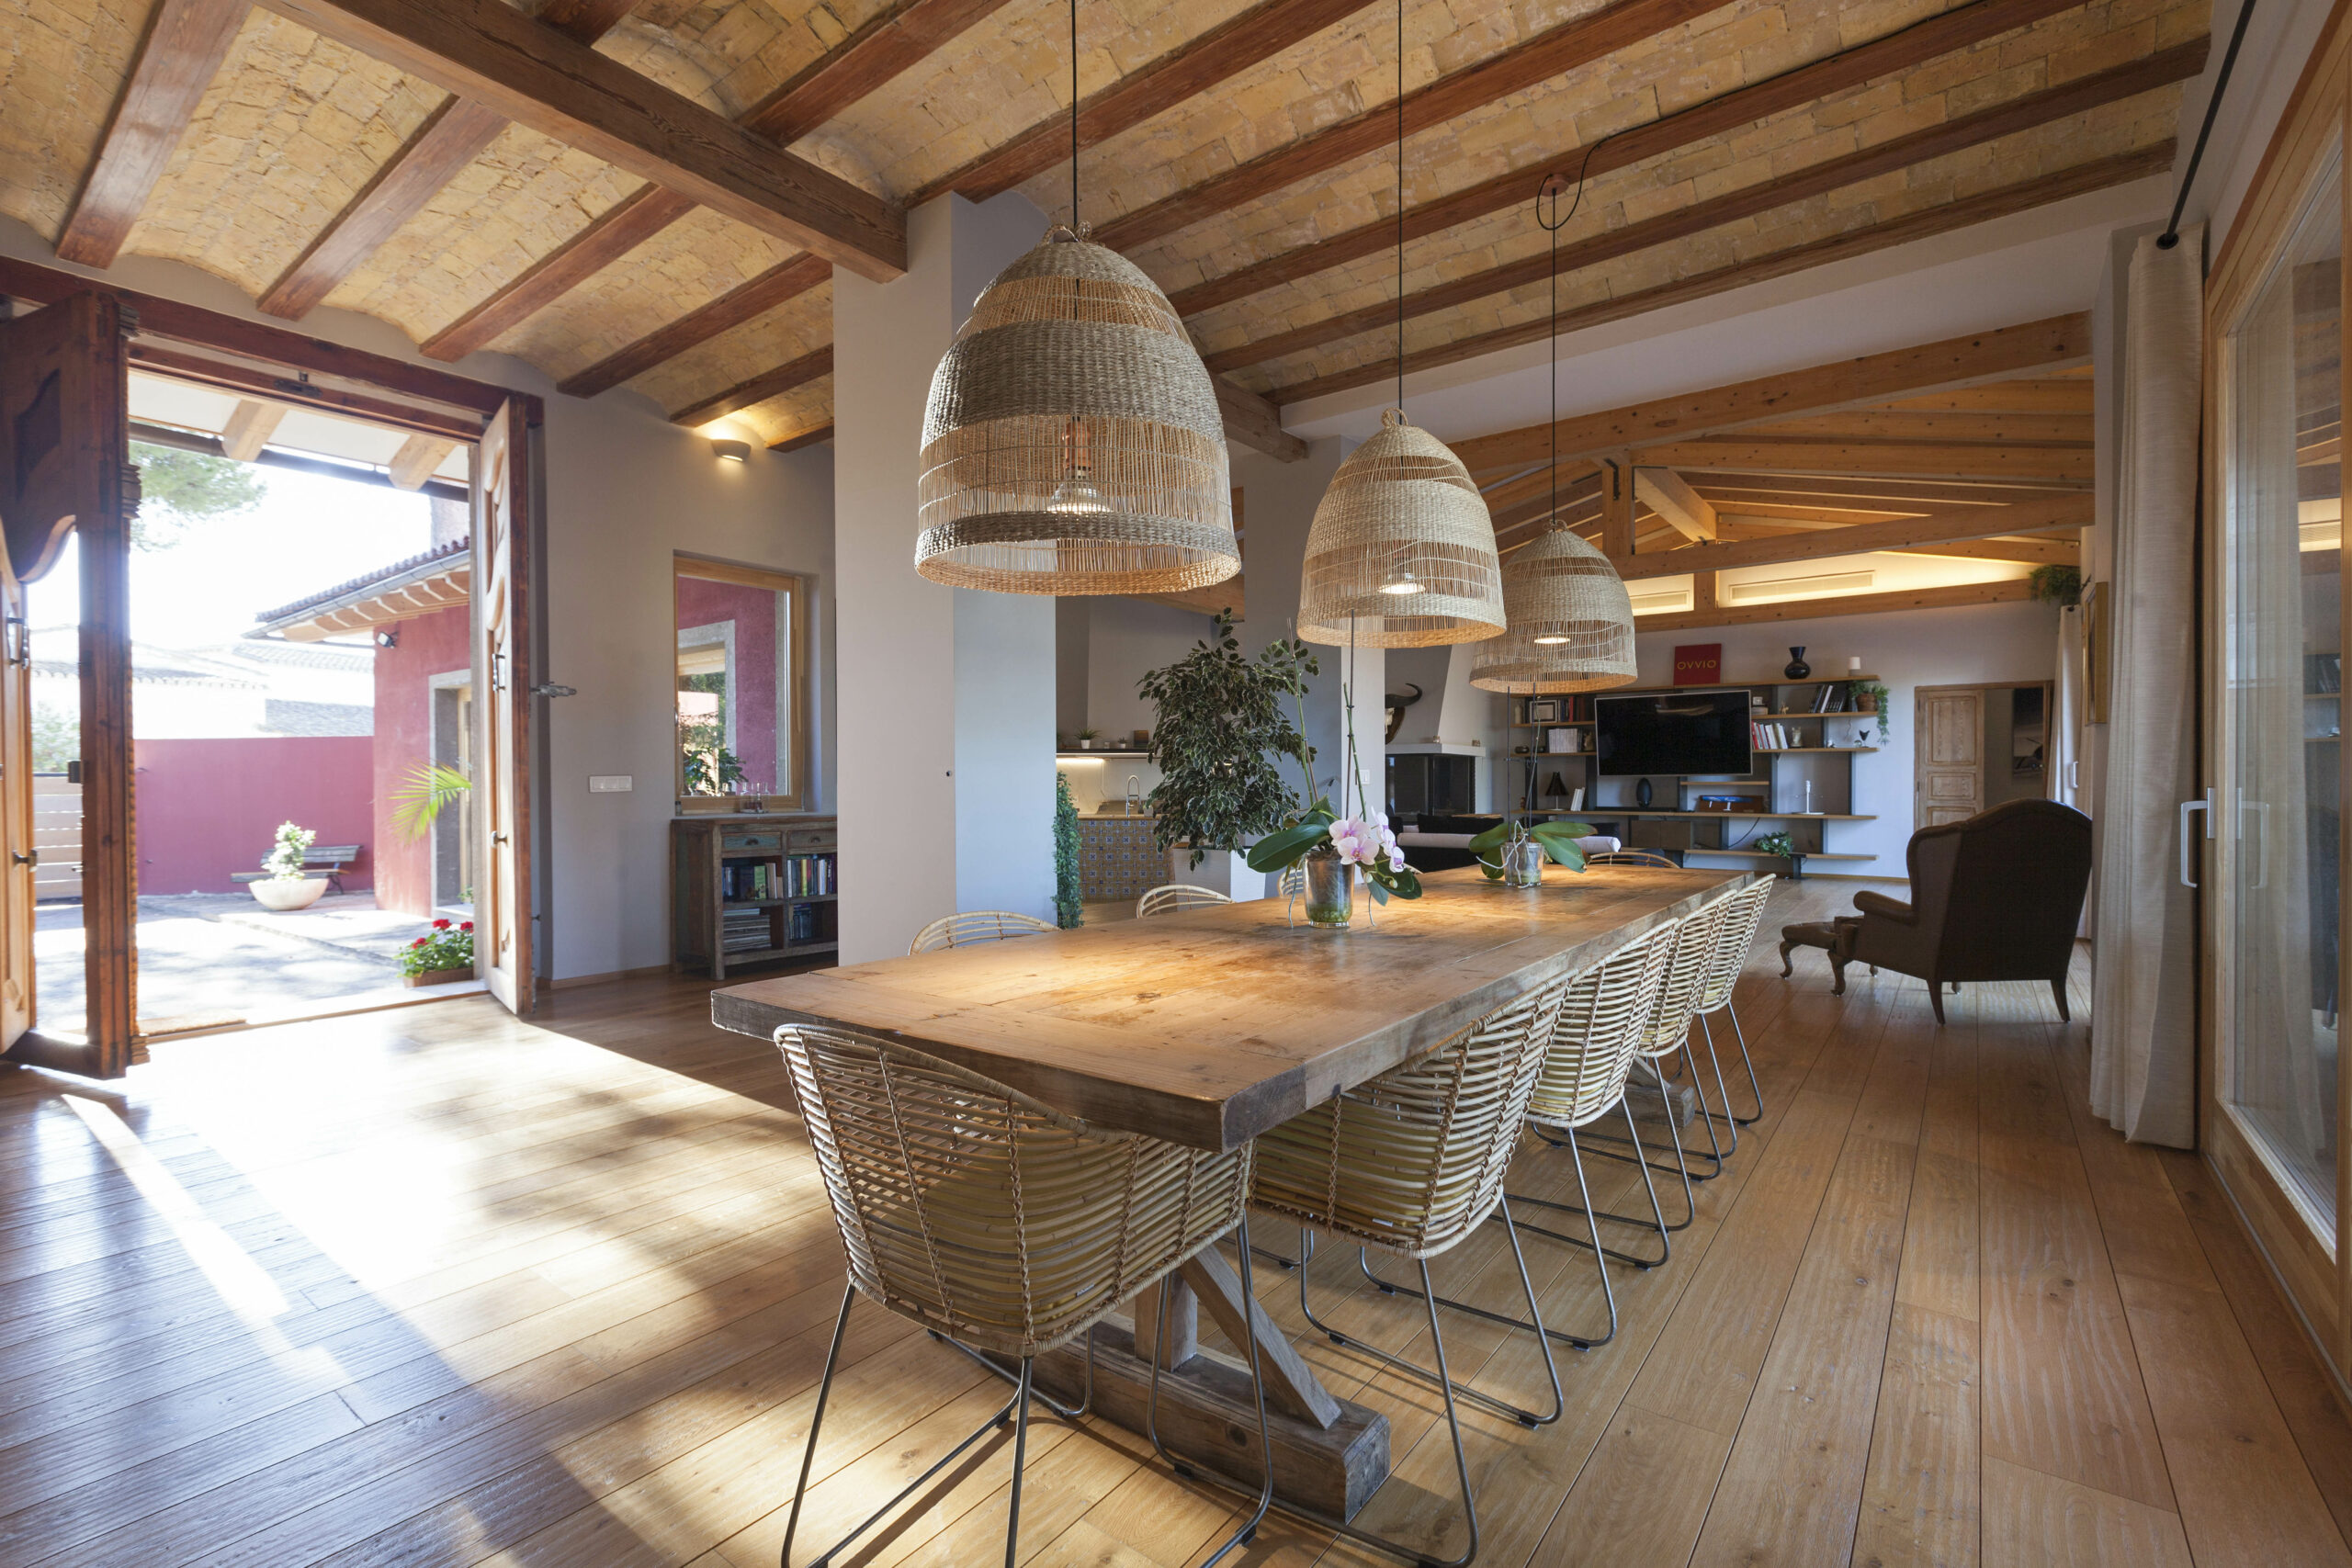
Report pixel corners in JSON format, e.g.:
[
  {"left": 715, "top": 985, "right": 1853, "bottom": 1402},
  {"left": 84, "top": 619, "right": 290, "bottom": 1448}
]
[
  {"left": 2090, "top": 228, "right": 2203, "bottom": 1149},
  {"left": 2051, "top": 605, "right": 2086, "bottom": 811}
]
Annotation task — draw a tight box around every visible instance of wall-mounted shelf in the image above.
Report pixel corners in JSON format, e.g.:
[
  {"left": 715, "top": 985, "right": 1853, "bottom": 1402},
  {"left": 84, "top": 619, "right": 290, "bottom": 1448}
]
[{"left": 1057, "top": 750, "right": 1152, "bottom": 760}]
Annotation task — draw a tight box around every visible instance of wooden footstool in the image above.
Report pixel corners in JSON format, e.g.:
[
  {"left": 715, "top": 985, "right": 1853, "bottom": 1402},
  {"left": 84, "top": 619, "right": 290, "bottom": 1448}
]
[{"left": 1778, "top": 915, "right": 1871, "bottom": 995}]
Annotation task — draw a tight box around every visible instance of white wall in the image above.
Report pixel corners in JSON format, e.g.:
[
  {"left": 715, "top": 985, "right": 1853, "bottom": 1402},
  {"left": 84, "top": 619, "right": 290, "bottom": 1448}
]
[
  {"left": 1629, "top": 598, "right": 2062, "bottom": 877},
  {"left": 1082, "top": 597, "right": 1215, "bottom": 744}
]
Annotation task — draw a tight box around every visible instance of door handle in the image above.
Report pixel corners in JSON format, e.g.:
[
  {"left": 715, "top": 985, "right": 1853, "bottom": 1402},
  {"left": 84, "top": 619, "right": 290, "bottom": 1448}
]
[
  {"left": 2179, "top": 787, "right": 2214, "bottom": 888},
  {"left": 11, "top": 850, "right": 34, "bottom": 867},
  {"left": 492, "top": 832, "right": 509, "bottom": 845}
]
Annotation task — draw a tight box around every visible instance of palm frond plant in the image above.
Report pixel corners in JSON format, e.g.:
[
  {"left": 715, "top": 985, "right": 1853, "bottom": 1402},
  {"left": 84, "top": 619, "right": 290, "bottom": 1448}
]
[{"left": 392, "top": 762, "right": 472, "bottom": 843}]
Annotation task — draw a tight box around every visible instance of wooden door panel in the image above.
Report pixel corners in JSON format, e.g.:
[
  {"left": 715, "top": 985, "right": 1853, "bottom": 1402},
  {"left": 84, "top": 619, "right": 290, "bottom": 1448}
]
[
  {"left": 1915, "top": 686, "right": 1985, "bottom": 831},
  {"left": 474, "top": 400, "right": 531, "bottom": 1014},
  {"left": 0, "top": 293, "right": 132, "bottom": 1077}
]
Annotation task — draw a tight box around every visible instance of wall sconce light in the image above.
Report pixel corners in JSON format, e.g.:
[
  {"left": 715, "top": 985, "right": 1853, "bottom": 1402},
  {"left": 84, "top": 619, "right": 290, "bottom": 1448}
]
[
  {"left": 373, "top": 627, "right": 398, "bottom": 649},
  {"left": 710, "top": 438, "right": 751, "bottom": 463}
]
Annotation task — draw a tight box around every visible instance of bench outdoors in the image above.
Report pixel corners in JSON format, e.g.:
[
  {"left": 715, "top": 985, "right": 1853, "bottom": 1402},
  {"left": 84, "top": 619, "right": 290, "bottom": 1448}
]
[{"left": 230, "top": 844, "right": 362, "bottom": 893}]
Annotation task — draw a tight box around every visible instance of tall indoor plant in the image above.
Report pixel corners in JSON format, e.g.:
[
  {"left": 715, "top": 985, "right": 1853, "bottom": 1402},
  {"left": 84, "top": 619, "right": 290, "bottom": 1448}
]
[{"left": 1138, "top": 615, "right": 1315, "bottom": 894}]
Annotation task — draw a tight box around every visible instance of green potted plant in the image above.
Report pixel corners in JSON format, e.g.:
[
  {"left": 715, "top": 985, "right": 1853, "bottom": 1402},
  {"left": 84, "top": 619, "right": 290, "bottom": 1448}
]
[
  {"left": 400, "top": 917, "right": 476, "bottom": 987},
  {"left": 1849, "top": 680, "right": 1891, "bottom": 743},
  {"left": 1076, "top": 727, "right": 1102, "bottom": 751},
  {"left": 1141, "top": 615, "right": 1327, "bottom": 900},
  {"left": 1756, "top": 829, "right": 1806, "bottom": 881},
  {"left": 251, "top": 820, "right": 327, "bottom": 911},
  {"left": 2028, "top": 564, "right": 2083, "bottom": 606},
  {"left": 1052, "top": 773, "right": 1083, "bottom": 929},
  {"left": 1465, "top": 818, "right": 1600, "bottom": 878}
]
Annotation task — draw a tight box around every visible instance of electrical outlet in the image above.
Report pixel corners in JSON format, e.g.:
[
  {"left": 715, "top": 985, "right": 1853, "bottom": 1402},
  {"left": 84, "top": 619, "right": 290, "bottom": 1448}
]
[{"left": 588, "top": 775, "right": 633, "bottom": 794}]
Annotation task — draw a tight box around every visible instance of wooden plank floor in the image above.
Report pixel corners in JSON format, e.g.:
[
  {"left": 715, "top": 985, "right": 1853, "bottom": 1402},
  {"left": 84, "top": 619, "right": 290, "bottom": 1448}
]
[{"left": 2, "top": 878, "right": 2348, "bottom": 1567}]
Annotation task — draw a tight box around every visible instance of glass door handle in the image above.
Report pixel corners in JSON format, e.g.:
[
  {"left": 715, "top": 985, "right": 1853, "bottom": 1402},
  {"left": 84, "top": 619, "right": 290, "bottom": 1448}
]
[{"left": 2179, "top": 788, "right": 2214, "bottom": 887}]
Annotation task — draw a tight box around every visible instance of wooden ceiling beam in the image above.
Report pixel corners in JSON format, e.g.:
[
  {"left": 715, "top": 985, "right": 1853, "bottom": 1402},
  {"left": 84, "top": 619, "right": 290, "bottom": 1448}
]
[
  {"left": 253, "top": 0, "right": 907, "bottom": 282},
  {"left": 416, "top": 0, "right": 1009, "bottom": 363},
  {"left": 1868, "top": 381, "right": 2096, "bottom": 415},
  {"left": 56, "top": 0, "right": 252, "bottom": 267},
  {"left": 1634, "top": 576, "right": 2032, "bottom": 632},
  {"left": 257, "top": 0, "right": 643, "bottom": 321},
  {"left": 1634, "top": 467, "right": 1715, "bottom": 541},
  {"left": 914, "top": 0, "right": 1369, "bottom": 207},
  {"left": 1093, "top": 0, "right": 1725, "bottom": 254},
  {"left": 559, "top": 253, "right": 831, "bottom": 399},
  {"left": 1204, "top": 45, "right": 2202, "bottom": 376},
  {"left": 670, "top": 345, "right": 832, "bottom": 426},
  {"left": 768, "top": 423, "right": 835, "bottom": 453},
  {"left": 1166, "top": 0, "right": 2103, "bottom": 318},
  {"left": 1216, "top": 378, "right": 1306, "bottom": 463},
  {"left": 1270, "top": 150, "right": 2154, "bottom": 408},
  {"left": 1608, "top": 494, "right": 2090, "bottom": 580},
  {"left": 1690, "top": 472, "right": 2080, "bottom": 508},
  {"left": 1714, "top": 515, "right": 2081, "bottom": 565},
  {"left": 1450, "top": 313, "right": 2095, "bottom": 474},
  {"left": 217, "top": 399, "right": 286, "bottom": 461},
  {"left": 1732, "top": 410, "right": 2097, "bottom": 445},
  {"left": 1638, "top": 440, "right": 2090, "bottom": 484}
]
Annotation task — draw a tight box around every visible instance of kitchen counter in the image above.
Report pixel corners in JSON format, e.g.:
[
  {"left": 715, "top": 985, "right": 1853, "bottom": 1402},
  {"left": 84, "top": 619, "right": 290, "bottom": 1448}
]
[{"left": 1075, "top": 813, "right": 1162, "bottom": 898}]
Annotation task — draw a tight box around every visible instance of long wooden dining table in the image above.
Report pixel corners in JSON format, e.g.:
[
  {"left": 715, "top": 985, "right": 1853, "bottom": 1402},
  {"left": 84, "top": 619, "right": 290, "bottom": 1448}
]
[{"left": 711, "top": 862, "right": 1753, "bottom": 1520}]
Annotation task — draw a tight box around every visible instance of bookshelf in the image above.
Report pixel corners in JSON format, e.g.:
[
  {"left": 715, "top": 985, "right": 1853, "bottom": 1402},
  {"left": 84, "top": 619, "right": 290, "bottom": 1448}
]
[
  {"left": 671, "top": 814, "right": 839, "bottom": 977},
  {"left": 1501, "top": 673, "right": 1886, "bottom": 868}
]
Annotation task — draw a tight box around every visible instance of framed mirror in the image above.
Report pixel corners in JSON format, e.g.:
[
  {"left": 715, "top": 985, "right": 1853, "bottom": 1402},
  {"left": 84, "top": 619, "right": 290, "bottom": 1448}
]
[{"left": 674, "top": 556, "right": 809, "bottom": 812}]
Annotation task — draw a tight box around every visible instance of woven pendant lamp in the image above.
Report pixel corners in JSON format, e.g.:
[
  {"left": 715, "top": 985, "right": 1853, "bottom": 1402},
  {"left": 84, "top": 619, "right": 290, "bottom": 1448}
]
[
  {"left": 1469, "top": 525, "right": 1637, "bottom": 692},
  {"left": 1467, "top": 166, "right": 1635, "bottom": 691},
  {"left": 912, "top": 0, "right": 1237, "bottom": 596},
  {"left": 1295, "top": 0, "right": 1503, "bottom": 648},
  {"left": 1297, "top": 410, "right": 1506, "bottom": 646}
]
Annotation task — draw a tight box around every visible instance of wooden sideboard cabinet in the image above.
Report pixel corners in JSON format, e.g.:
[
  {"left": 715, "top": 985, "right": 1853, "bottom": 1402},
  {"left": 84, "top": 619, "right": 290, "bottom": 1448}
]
[{"left": 671, "top": 814, "right": 838, "bottom": 977}]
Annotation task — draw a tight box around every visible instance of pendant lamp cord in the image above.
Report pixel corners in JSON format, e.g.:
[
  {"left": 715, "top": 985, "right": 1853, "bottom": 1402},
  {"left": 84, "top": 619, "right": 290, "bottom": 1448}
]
[
  {"left": 1535, "top": 165, "right": 1587, "bottom": 535},
  {"left": 1395, "top": 0, "right": 1405, "bottom": 413},
  {"left": 1070, "top": 0, "right": 1080, "bottom": 229},
  {"left": 2161, "top": 0, "right": 2256, "bottom": 249}
]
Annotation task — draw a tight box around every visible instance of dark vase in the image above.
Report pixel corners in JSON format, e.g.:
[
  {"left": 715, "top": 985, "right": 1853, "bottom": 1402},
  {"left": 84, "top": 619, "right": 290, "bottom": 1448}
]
[
  {"left": 1784, "top": 647, "right": 1811, "bottom": 680},
  {"left": 1634, "top": 777, "right": 1654, "bottom": 807}
]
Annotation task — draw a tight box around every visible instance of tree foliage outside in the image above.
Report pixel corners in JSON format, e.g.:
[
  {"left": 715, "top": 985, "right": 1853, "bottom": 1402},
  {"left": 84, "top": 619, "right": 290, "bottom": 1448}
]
[
  {"left": 1138, "top": 615, "right": 1317, "bottom": 867},
  {"left": 129, "top": 442, "right": 265, "bottom": 551},
  {"left": 31, "top": 702, "right": 75, "bottom": 773},
  {"left": 1052, "top": 772, "right": 1083, "bottom": 929}
]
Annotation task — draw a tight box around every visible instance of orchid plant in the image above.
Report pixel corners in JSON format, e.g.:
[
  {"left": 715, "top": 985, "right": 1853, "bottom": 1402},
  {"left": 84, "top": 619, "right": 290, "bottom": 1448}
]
[
  {"left": 1466, "top": 818, "right": 1600, "bottom": 879},
  {"left": 1243, "top": 651, "right": 1423, "bottom": 904}
]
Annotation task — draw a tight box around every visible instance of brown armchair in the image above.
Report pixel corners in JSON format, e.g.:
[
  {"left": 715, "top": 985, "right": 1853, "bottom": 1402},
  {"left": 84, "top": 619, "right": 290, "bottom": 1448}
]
[{"left": 1849, "top": 799, "right": 2092, "bottom": 1024}]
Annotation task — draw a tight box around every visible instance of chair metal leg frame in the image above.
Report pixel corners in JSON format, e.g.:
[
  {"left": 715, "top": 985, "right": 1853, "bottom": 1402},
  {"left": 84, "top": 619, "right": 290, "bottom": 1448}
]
[
  {"left": 928, "top": 1325, "right": 1097, "bottom": 1422},
  {"left": 1704, "top": 1002, "right": 1766, "bottom": 1125},
  {"left": 1401, "top": 1130, "right": 1623, "bottom": 1351},
  {"left": 1299, "top": 1213, "right": 1565, "bottom": 1427},
  {"left": 1508, "top": 1094, "right": 1683, "bottom": 1269},
  {"left": 1157, "top": 1243, "right": 1490, "bottom": 1568},
  {"left": 1143, "top": 1220, "right": 1273, "bottom": 1568},
  {"left": 780, "top": 1285, "right": 1041, "bottom": 1568},
  {"left": 1573, "top": 1037, "right": 1734, "bottom": 1183}
]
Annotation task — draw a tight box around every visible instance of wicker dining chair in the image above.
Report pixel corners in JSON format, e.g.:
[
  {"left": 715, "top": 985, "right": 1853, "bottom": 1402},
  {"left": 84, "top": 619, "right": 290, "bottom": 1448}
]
[
  {"left": 1584, "top": 849, "right": 1680, "bottom": 868},
  {"left": 775, "top": 1026, "right": 1272, "bottom": 1568},
  {"left": 1214, "top": 974, "right": 1573, "bottom": 1568},
  {"left": 1136, "top": 883, "right": 1233, "bottom": 919},
  {"left": 1377, "top": 918, "right": 1681, "bottom": 1355},
  {"left": 1691, "top": 877, "right": 1776, "bottom": 1127},
  {"left": 908, "top": 909, "right": 1058, "bottom": 955}
]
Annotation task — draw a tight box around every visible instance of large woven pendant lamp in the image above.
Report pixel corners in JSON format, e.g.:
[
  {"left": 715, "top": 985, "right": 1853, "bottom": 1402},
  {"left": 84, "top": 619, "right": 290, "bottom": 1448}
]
[
  {"left": 912, "top": 3, "right": 1237, "bottom": 596},
  {"left": 1469, "top": 168, "right": 1635, "bottom": 693}
]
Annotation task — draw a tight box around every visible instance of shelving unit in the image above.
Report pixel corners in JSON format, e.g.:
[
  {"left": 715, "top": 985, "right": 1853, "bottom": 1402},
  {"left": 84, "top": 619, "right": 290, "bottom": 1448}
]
[
  {"left": 671, "top": 814, "right": 839, "bottom": 976},
  {"left": 1502, "top": 673, "right": 1887, "bottom": 869}
]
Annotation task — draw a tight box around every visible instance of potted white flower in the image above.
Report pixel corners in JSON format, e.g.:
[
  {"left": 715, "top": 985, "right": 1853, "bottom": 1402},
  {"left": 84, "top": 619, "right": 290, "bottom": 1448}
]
[{"left": 250, "top": 820, "right": 328, "bottom": 911}]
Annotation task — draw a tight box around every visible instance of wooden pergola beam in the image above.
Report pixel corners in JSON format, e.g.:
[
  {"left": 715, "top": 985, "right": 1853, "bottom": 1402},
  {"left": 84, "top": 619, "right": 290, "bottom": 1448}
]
[
  {"left": 1093, "top": 0, "right": 1724, "bottom": 254},
  {"left": 56, "top": 0, "right": 252, "bottom": 267},
  {"left": 559, "top": 254, "right": 831, "bottom": 399},
  {"left": 218, "top": 399, "right": 285, "bottom": 462},
  {"left": 1451, "top": 314, "right": 2096, "bottom": 475},
  {"left": 417, "top": 0, "right": 1010, "bottom": 362},
  {"left": 1203, "top": 45, "right": 2199, "bottom": 378},
  {"left": 258, "top": 0, "right": 643, "bottom": 320},
  {"left": 1166, "top": 0, "right": 2105, "bottom": 318},
  {"left": 1607, "top": 495, "right": 2090, "bottom": 580},
  {"left": 914, "top": 0, "right": 1368, "bottom": 207},
  {"left": 254, "top": 0, "right": 907, "bottom": 281},
  {"left": 389, "top": 434, "right": 458, "bottom": 489},
  {"left": 1634, "top": 577, "right": 2033, "bottom": 632},
  {"left": 1270, "top": 150, "right": 2155, "bottom": 409}
]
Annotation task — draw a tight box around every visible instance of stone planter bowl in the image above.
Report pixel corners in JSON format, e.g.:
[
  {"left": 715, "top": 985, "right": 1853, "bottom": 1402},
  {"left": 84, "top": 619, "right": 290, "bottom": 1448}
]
[{"left": 251, "top": 877, "right": 328, "bottom": 912}]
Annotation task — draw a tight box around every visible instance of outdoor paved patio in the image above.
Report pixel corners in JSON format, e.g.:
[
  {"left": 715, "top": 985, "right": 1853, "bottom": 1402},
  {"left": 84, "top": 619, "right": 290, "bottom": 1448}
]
[{"left": 35, "top": 893, "right": 447, "bottom": 1030}]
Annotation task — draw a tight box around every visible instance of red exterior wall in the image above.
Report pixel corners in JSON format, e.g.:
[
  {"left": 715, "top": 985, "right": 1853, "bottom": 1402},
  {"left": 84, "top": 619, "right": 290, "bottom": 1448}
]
[
  {"left": 136, "top": 738, "right": 376, "bottom": 893},
  {"left": 373, "top": 604, "right": 470, "bottom": 917},
  {"left": 674, "top": 577, "right": 781, "bottom": 793}
]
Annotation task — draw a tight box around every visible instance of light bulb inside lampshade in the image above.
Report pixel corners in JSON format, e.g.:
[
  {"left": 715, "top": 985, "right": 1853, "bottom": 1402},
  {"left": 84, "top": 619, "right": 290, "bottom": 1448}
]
[
  {"left": 915, "top": 227, "right": 1238, "bottom": 595},
  {"left": 1295, "top": 411, "right": 1506, "bottom": 647},
  {"left": 1468, "top": 525, "right": 1638, "bottom": 694}
]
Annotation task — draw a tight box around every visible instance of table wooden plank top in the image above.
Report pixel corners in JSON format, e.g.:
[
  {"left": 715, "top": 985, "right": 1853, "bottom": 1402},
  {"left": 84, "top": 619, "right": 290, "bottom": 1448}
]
[{"left": 710, "top": 863, "right": 1754, "bottom": 1151}]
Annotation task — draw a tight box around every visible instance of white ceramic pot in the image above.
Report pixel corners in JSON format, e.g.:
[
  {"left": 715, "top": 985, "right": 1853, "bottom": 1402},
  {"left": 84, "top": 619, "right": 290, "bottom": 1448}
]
[
  {"left": 251, "top": 876, "right": 328, "bottom": 912},
  {"left": 1167, "top": 847, "right": 1269, "bottom": 903}
]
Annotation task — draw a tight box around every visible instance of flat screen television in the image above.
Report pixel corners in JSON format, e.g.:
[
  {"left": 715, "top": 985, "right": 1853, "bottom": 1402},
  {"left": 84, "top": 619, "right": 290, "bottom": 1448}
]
[{"left": 1594, "top": 690, "right": 1752, "bottom": 777}]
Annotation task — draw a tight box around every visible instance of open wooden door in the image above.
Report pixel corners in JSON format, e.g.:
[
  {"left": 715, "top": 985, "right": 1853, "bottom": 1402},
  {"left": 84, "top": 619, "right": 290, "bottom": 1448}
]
[
  {"left": 473, "top": 399, "right": 533, "bottom": 1013},
  {"left": 0, "top": 554, "right": 33, "bottom": 1052},
  {"left": 0, "top": 292, "right": 135, "bottom": 1077}
]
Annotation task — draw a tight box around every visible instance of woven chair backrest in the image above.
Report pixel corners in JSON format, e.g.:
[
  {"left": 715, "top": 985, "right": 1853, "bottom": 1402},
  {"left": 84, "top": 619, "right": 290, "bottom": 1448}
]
[
  {"left": 776, "top": 1024, "right": 1250, "bottom": 1359},
  {"left": 1137, "top": 884, "right": 1233, "bottom": 919},
  {"left": 909, "top": 909, "right": 1059, "bottom": 955},
  {"left": 1585, "top": 850, "right": 1679, "bottom": 868},
  {"left": 1634, "top": 897, "right": 1731, "bottom": 1057},
  {"left": 1249, "top": 970, "right": 1570, "bottom": 1260},
  {"left": 1278, "top": 863, "right": 1306, "bottom": 897},
  {"left": 1527, "top": 917, "right": 1682, "bottom": 1131},
  {"left": 1693, "top": 877, "right": 1774, "bottom": 1013}
]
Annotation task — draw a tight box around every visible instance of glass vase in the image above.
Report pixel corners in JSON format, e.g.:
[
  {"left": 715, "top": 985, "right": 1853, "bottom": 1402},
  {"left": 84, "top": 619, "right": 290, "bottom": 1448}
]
[{"left": 1303, "top": 845, "right": 1351, "bottom": 929}]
